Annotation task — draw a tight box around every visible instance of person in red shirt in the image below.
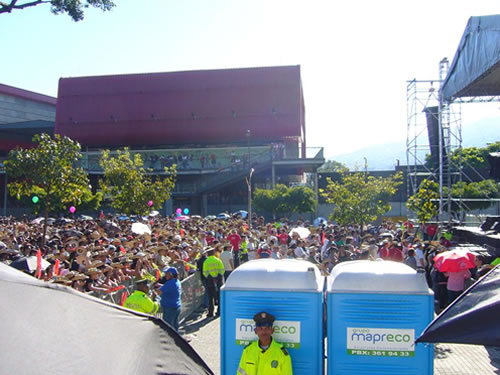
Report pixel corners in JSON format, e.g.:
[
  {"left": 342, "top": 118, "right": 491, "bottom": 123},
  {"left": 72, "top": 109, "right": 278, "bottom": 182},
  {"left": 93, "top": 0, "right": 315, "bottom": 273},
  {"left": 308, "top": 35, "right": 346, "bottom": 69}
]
[
  {"left": 388, "top": 244, "right": 404, "bottom": 262},
  {"left": 206, "top": 231, "right": 215, "bottom": 245},
  {"left": 427, "top": 223, "right": 438, "bottom": 240},
  {"left": 227, "top": 230, "right": 241, "bottom": 268},
  {"left": 378, "top": 240, "right": 390, "bottom": 260},
  {"left": 278, "top": 229, "right": 289, "bottom": 246}
]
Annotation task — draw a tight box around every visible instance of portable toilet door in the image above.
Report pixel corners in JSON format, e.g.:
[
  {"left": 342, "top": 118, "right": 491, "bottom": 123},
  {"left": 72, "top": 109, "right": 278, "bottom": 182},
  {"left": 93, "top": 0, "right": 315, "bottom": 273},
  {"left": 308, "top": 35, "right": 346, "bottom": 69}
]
[
  {"left": 326, "top": 260, "right": 434, "bottom": 375},
  {"left": 220, "top": 259, "right": 324, "bottom": 375}
]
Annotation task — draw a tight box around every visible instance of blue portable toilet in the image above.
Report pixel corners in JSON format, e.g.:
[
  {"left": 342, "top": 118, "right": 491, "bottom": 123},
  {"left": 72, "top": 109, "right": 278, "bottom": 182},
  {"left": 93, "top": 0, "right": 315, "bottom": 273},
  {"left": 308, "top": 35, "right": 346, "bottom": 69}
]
[
  {"left": 220, "top": 259, "right": 324, "bottom": 375},
  {"left": 326, "top": 260, "right": 434, "bottom": 375}
]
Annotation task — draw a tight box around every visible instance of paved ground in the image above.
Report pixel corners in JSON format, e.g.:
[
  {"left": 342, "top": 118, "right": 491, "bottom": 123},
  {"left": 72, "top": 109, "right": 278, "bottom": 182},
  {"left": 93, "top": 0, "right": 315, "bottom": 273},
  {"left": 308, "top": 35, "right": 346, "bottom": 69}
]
[{"left": 182, "top": 308, "right": 500, "bottom": 375}]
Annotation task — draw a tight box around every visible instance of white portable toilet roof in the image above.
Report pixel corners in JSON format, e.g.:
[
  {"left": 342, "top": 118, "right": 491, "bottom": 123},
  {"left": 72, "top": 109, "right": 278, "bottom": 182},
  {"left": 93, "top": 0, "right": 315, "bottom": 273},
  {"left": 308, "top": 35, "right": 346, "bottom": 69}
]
[
  {"left": 326, "top": 260, "right": 431, "bottom": 294},
  {"left": 222, "top": 259, "right": 323, "bottom": 292}
]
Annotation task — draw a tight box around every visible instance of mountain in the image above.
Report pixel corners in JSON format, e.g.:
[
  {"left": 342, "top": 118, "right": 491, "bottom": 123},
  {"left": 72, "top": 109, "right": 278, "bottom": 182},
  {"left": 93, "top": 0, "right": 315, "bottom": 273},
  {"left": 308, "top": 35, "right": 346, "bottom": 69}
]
[{"left": 327, "top": 118, "right": 499, "bottom": 170}]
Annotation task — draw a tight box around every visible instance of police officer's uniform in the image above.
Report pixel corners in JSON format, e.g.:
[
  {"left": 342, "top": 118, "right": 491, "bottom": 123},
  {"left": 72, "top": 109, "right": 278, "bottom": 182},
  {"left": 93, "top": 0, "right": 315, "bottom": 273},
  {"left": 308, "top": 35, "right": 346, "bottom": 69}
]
[{"left": 237, "top": 312, "right": 293, "bottom": 375}]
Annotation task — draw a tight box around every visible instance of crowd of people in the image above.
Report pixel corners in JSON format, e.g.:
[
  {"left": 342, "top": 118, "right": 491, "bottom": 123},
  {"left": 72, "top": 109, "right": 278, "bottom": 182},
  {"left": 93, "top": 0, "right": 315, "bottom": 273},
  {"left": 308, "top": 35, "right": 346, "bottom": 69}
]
[{"left": 0, "top": 213, "right": 496, "bottom": 323}]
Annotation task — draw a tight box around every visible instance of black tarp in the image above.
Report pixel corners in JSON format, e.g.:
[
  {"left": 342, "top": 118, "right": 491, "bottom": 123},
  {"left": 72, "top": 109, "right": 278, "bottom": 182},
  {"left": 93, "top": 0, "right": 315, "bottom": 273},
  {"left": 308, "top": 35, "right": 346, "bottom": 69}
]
[
  {"left": 416, "top": 265, "right": 500, "bottom": 346},
  {"left": 441, "top": 15, "right": 500, "bottom": 102},
  {"left": 0, "top": 263, "right": 214, "bottom": 375}
]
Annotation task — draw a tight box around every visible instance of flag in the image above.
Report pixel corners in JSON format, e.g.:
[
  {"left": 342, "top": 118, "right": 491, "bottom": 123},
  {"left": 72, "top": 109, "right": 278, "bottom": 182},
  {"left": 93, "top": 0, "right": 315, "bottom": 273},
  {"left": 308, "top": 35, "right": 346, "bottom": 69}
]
[
  {"left": 321, "top": 232, "right": 325, "bottom": 245},
  {"left": 180, "top": 229, "right": 184, "bottom": 237},
  {"left": 155, "top": 269, "right": 160, "bottom": 281},
  {"left": 36, "top": 249, "right": 42, "bottom": 279},
  {"left": 120, "top": 290, "right": 129, "bottom": 306},
  {"left": 120, "top": 246, "right": 126, "bottom": 254},
  {"left": 54, "top": 259, "right": 60, "bottom": 276}
]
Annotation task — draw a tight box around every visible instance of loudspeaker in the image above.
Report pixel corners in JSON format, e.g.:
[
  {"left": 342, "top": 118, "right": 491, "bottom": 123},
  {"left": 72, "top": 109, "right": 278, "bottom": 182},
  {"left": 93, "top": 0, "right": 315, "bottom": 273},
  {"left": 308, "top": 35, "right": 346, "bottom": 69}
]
[
  {"left": 424, "top": 106, "right": 446, "bottom": 167},
  {"left": 488, "top": 153, "right": 500, "bottom": 179}
]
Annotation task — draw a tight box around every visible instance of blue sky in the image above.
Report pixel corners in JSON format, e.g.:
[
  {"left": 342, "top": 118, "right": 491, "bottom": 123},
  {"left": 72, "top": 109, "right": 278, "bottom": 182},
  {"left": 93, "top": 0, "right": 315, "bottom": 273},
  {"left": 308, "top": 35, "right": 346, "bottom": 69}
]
[{"left": 2, "top": 1, "right": 499, "bottom": 157}]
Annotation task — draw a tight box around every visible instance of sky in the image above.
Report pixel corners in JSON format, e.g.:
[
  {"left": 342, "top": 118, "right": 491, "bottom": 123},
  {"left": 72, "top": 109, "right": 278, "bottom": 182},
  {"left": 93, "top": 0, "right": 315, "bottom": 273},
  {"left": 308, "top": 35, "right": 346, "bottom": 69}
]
[{"left": 2, "top": 0, "right": 499, "bottom": 158}]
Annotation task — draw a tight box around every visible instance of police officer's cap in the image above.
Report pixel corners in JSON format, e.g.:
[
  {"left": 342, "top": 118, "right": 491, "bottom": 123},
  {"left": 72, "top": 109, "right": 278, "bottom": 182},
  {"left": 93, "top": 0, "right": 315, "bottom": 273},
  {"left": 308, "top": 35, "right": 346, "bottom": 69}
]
[{"left": 253, "top": 311, "right": 275, "bottom": 327}]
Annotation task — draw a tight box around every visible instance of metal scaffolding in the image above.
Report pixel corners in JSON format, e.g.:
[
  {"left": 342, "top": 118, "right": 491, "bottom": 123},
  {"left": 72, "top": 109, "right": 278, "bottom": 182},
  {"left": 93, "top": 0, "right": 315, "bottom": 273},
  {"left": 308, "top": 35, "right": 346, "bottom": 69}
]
[{"left": 406, "top": 58, "right": 463, "bottom": 225}]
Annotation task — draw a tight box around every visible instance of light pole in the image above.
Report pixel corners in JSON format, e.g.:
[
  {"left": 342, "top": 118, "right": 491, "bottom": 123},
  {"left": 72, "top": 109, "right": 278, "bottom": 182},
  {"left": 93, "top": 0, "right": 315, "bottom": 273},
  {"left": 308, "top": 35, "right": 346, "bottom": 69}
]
[
  {"left": 247, "top": 168, "right": 254, "bottom": 229},
  {"left": 245, "top": 129, "right": 251, "bottom": 167}
]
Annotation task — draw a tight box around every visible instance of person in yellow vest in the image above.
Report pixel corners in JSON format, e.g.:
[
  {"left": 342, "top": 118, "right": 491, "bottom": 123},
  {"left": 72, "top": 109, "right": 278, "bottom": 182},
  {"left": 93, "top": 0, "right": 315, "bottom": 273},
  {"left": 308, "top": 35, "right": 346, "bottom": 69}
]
[
  {"left": 123, "top": 279, "right": 160, "bottom": 315},
  {"left": 202, "top": 247, "right": 225, "bottom": 317},
  {"left": 237, "top": 311, "right": 293, "bottom": 375}
]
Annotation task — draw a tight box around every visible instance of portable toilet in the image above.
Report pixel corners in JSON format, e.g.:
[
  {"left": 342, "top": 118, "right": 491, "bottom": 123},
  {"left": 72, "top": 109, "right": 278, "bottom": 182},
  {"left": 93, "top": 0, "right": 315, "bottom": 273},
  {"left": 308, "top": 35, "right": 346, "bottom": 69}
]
[
  {"left": 326, "top": 260, "right": 434, "bottom": 375},
  {"left": 220, "top": 259, "right": 324, "bottom": 375}
]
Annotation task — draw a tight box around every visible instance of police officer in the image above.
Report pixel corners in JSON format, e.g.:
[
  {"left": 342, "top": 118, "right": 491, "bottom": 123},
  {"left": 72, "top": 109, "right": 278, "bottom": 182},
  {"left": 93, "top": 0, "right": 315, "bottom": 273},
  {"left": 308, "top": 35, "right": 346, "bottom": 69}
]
[
  {"left": 202, "top": 247, "right": 224, "bottom": 317},
  {"left": 237, "top": 312, "right": 293, "bottom": 375},
  {"left": 123, "top": 279, "right": 160, "bottom": 315}
]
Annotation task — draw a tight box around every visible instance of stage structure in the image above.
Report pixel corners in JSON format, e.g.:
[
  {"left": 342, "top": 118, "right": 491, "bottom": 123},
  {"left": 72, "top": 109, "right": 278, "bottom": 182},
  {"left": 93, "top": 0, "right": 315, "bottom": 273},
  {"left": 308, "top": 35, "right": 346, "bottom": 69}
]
[{"left": 407, "top": 15, "right": 500, "bottom": 226}]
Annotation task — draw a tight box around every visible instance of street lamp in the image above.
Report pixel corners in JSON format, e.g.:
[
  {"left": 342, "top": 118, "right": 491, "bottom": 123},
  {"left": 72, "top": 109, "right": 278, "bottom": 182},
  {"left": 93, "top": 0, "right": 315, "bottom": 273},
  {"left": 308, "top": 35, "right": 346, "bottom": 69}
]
[
  {"left": 246, "top": 168, "right": 254, "bottom": 229},
  {"left": 245, "top": 129, "right": 251, "bottom": 166}
]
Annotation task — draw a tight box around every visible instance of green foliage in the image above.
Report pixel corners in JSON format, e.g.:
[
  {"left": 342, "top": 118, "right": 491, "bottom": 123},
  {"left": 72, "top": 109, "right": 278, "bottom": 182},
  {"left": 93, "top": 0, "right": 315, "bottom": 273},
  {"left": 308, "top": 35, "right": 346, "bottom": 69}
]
[
  {"left": 253, "top": 184, "right": 317, "bottom": 218},
  {"left": 425, "top": 142, "right": 500, "bottom": 170},
  {"left": 318, "top": 160, "right": 348, "bottom": 173},
  {"left": 407, "top": 179, "right": 439, "bottom": 224},
  {"left": 99, "top": 148, "right": 176, "bottom": 216},
  {"left": 5, "top": 133, "right": 102, "bottom": 242},
  {"left": 0, "top": 0, "right": 115, "bottom": 21},
  {"left": 448, "top": 179, "right": 499, "bottom": 211},
  {"left": 320, "top": 171, "right": 403, "bottom": 226}
]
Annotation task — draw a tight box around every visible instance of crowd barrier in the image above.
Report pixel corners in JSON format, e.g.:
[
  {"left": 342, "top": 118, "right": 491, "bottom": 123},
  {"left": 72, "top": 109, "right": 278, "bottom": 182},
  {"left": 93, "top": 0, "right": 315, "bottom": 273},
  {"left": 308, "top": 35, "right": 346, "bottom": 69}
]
[{"left": 90, "top": 273, "right": 205, "bottom": 324}]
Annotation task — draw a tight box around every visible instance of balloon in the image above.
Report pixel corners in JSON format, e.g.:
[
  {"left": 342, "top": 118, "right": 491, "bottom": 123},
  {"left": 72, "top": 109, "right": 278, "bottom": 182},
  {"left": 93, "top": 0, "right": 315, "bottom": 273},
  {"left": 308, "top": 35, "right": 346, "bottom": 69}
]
[
  {"left": 69, "top": 206, "right": 76, "bottom": 214},
  {"left": 183, "top": 208, "right": 189, "bottom": 215},
  {"left": 32, "top": 196, "right": 39, "bottom": 204},
  {"left": 147, "top": 200, "right": 153, "bottom": 207},
  {"left": 176, "top": 208, "right": 182, "bottom": 214}
]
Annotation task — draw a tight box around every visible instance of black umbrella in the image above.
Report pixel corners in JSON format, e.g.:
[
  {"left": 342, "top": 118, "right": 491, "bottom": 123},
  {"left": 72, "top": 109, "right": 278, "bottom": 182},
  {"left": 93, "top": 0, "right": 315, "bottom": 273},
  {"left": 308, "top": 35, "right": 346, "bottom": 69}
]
[
  {"left": 0, "top": 263, "right": 214, "bottom": 375},
  {"left": 416, "top": 265, "right": 500, "bottom": 346}
]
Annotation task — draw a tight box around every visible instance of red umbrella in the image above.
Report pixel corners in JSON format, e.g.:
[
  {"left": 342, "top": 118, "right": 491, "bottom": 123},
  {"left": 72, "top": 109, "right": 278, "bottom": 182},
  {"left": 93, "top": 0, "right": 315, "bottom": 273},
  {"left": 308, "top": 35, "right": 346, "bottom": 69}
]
[{"left": 433, "top": 249, "right": 476, "bottom": 273}]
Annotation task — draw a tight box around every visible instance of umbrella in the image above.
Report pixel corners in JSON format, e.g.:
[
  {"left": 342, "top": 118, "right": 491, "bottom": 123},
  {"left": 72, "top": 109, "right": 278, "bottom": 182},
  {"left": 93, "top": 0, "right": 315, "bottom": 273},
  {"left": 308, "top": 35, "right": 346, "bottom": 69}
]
[
  {"left": 79, "top": 215, "right": 94, "bottom": 221},
  {"left": 176, "top": 215, "right": 190, "bottom": 221},
  {"left": 232, "top": 210, "right": 248, "bottom": 219},
  {"left": 10, "top": 256, "right": 51, "bottom": 272},
  {"left": 118, "top": 215, "right": 129, "bottom": 221},
  {"left": 313, "top": 217, "right": 327, "bottom": 227},
  {"left": 416, "top": 265, "right": 500, "bottom": 346},
  {"left": 0, "top": 263, "right": 214, "bottom": 375},
  {"left": 379, "top": 232, "right": 394, "bottom": 239},
  {"left": 289, "top": 227, "right": 311, "bottom": 239},
  {"left": 149, "top": 210, "right": 160, "bottom": 217},
  {"left": 433, "top": 249, "right": 476, "bottom": 273},
  {"left": 131, "top": 222, "right": 152, "bottom": 235},
  {"left": 31, "top": 217, "right": 45, "bottom": 225}
]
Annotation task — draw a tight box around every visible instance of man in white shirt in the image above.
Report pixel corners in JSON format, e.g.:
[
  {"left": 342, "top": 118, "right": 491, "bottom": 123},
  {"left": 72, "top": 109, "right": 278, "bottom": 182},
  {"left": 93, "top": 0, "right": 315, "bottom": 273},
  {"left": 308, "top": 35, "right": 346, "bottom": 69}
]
[{"left": 219, "top": 244, "right": 234, "bottom": 280}]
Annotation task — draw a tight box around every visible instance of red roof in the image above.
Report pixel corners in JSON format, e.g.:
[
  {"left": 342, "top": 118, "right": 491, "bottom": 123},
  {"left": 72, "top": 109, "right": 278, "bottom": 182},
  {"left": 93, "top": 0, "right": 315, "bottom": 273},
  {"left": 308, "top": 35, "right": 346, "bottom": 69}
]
[
  {"left": 55, "top": 66, "right": 305, "bottom": 147},
  {"left": 0, "top": 83, "right": 56, "bottom": 106}
]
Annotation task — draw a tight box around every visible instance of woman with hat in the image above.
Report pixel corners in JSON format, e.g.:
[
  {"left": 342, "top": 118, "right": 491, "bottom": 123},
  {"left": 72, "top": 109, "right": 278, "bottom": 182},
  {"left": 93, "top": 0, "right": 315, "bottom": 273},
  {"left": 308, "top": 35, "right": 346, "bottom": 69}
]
[{"left": 156, "top": 267, "right": 182, "bottom": 331}]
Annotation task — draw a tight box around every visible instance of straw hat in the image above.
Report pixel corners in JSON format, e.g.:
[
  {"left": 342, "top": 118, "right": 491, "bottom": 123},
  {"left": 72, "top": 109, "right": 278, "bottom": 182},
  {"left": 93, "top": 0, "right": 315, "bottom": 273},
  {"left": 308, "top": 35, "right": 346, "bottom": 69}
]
[
  {"left": 75, "top": 246, "right": 87, "bottom": 256},
  {"left": 87, "top": 267, "right": 100, "bottom": 275},
  {"left": 75, "top": 255, "right": 90, "bottom": 266}
]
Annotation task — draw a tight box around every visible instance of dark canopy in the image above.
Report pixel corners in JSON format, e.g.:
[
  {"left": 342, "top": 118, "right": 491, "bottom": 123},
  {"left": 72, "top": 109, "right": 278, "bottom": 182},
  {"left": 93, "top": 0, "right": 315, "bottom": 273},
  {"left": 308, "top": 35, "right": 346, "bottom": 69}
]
[
  {"left": 0, "top": 263, "right": 214, "bottom": 375},
  {"left": 416, "top": 265, "right": 500, "bottom": 346},
  {"left": 441, "top": 15, "right": 500, "bottom": 102}
]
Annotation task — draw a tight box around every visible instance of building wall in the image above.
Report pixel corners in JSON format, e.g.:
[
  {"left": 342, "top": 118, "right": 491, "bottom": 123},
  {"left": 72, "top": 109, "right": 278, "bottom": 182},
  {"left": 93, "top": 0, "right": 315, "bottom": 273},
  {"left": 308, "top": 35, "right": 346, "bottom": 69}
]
[{"left": 0, "top": 93, "right": 55, "bottom": 124}]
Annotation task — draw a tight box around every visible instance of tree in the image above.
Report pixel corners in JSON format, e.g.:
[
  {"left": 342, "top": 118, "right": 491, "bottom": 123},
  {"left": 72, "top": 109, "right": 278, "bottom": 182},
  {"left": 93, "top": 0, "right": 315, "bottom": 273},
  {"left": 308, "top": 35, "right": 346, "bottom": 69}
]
[
  {"left": 425, "top": 142, "right": 500, "bottom": 171},
  {"left": 318, "top": 160, "right": 347, "bottom": 173},
  {"left": 447, "top": 180, "right": 498, "bottom": 215},
  {"left": 252, "top": 184, "right": 317, "bottom": 219},
  {"left": 407, "top": 179, "right": 439, "bottom": 225},
  {"left": 320, "top": 171, "right": 403, "bottom": 226},
  {"left": 0, "top": 0, "right": 115, "bottom": 21},
  {"left": 5, "top": 133, "right": 102, "bottom": 245},
  {"left": 99, "top": 148, "right": 176, "bottom": 216}
]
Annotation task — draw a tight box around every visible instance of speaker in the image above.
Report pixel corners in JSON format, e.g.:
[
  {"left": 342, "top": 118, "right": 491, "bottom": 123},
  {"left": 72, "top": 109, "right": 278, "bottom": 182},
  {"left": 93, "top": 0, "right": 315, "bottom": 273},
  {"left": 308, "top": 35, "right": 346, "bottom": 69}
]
[
  {"left": 480, "top": 216, "right": 500, "bottom": 231},
  {"left": 488, "top": 153, "right": 500, "bottom": 179},
  {"left": 424, "top": 106, "right": 446, "bottom": 167}
]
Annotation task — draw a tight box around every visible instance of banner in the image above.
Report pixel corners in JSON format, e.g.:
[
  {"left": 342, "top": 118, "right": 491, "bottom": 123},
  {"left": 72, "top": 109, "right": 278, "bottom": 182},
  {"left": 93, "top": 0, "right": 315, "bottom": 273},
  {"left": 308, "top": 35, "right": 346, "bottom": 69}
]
[
  {"left": 235, "top": 318, "right": 301, "bottom": 348},
  {"left": 347, "top": 327, "right": 415, "bottom": 357}
]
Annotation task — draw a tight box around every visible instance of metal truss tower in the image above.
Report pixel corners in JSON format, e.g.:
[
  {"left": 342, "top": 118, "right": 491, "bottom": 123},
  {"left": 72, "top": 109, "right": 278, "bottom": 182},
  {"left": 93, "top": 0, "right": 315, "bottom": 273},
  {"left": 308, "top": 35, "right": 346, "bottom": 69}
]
[{"left": 406, "top": 58, "right": 463, "bottom": 225}]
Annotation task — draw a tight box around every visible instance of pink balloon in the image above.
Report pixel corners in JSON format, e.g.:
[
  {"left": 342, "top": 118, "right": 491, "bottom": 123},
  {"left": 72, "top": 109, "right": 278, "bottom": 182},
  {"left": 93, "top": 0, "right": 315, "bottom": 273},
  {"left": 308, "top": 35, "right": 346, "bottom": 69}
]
[
  {"left": 148, "top": 200, "right": 153, "bottom": 207},
  {"left": 69, "top": 206, "right": 76, "bottom": 214},
  {"left": 176, "top": 208, "right": 182, "bottom": 214}
]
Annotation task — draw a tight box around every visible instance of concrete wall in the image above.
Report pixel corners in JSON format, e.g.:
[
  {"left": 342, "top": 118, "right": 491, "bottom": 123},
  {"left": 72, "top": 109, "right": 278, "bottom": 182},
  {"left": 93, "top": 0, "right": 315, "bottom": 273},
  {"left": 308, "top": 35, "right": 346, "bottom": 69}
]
[{"left": 0, "top": 93, "right": 55, "bottom": 124}]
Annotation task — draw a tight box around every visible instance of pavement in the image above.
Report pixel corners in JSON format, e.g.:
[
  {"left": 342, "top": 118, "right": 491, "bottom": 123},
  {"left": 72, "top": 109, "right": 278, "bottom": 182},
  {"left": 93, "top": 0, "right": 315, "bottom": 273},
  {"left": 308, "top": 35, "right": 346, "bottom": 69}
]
[{"left": 182, "top": 308, "right": 500, "bottom": 375}]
